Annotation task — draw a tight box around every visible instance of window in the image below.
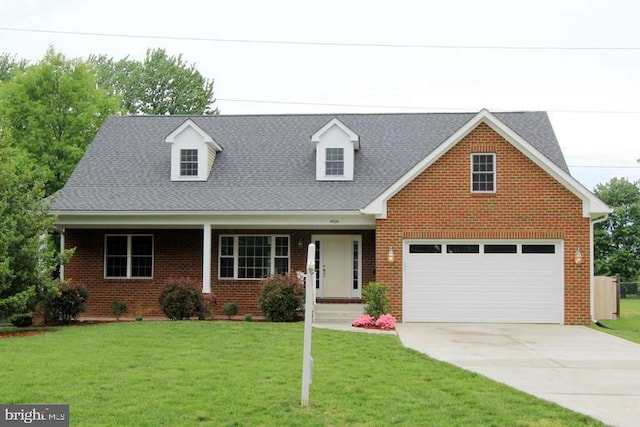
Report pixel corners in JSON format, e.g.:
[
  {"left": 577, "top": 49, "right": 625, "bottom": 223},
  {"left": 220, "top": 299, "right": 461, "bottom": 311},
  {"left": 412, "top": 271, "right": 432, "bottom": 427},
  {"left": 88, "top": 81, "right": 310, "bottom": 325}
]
[
  {"left": 522, "top": 244, "right": 556, "bottom": 254},
  {"left": 471, "top": 153, "right": 495, "bottom": 192},
  {"left": 409, "top": 244, "right": 442, "bottom": 254},
  {"left": 180, "top": 149, "right": 198, "bottom": 176},
  {"left": 325, "top": 148, "right": 344, "bottom": 176},
  {"left": 446, "top": 244, "right": 480, "bottom": 254},
  {"left": 484, "top": 244, "right": 517, "bottom": 254},
  {"left": 352, "top": 240, "right": 359, "bottom": 290},
  {"left": 219, "top": 235, "right": 289, "bottom": 279},
  {"left": 105, "top": 235, "right": 153, "bottom": 278}
]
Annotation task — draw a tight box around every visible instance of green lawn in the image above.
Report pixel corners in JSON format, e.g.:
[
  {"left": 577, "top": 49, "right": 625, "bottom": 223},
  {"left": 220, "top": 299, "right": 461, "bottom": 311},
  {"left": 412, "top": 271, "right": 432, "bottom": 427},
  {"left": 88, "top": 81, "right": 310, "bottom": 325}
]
[
  {"left": 595, "top": 294, "right": 640, "bottom": 344},
  {"left": 0, "top": 322, "right": 603, "bottom": 426}
]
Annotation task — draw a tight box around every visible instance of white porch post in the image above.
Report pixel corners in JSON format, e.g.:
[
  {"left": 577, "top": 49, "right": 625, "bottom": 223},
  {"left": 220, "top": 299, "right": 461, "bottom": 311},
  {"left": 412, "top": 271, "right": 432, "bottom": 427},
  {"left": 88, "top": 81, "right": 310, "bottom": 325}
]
[
  {"left": 59, "top": 228, "right": 65, "bottom": 282},
  {"left": 202, "top": 223, "right": 211, "bottom": 294}
]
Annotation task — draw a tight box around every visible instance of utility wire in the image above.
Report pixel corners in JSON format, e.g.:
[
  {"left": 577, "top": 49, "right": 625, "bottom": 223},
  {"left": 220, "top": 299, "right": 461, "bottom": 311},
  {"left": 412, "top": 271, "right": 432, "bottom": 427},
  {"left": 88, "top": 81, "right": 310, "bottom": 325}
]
[
  {"left": 1, "top": 26, "right": 640, "bottom": 51},
  {"left": 217, "top": 98, "right": 640, "bottom": 115}
]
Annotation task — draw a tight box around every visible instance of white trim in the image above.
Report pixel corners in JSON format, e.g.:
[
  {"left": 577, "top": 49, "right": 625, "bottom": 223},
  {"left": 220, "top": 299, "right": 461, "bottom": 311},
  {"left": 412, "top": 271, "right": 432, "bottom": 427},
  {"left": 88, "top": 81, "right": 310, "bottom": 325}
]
[
  {"left": 104, "top": 234, "right": 154, "bottom": 279},
  {"left": 311, "top": 234, "right": 362, "bottom": 298},
  {"left": 59, "top": 229, "right": 65, "bottom": 282},
  {"left": 362, "top": 109, "right": 611, "bottom": 219},
  {"left": 165, "top": 119, "right": 222, "bottom": 151},
  {"left": 311, "top": 118, "right": 360, "bottom": 149},
  {"left": 202, "top": 224, "right": 211, "bottom": 293},
  {"left": 218, "top": 234, "right": 290, "bottom": 280},
  {"left": 53, "top": 212, "right": 376, "bottom": 229},
  {"left": 470, "top": 153, "right": 497, "bottom": 194}
]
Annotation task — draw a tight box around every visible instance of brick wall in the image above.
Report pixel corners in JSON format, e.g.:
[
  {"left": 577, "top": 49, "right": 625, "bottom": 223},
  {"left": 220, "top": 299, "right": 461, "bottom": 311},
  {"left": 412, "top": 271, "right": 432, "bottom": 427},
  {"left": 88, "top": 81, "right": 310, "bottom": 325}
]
[
  {"left": 64, "top": 228, "right": 375, "bottom": 318},
  {"left": 375, "top": 123, "right": 591, "bottom": 325}
]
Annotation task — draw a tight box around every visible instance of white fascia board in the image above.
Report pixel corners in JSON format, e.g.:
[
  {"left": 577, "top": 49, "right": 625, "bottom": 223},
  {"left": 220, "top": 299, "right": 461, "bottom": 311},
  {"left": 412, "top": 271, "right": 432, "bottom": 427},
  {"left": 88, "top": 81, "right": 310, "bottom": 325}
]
[
  {"left": 362, "top": 109, "right": 611, "bottom": 219},
  {"left": 311, "top": 118, "right": 360, "bottom": 150},
  {"left": 166, "top": 119, "right": 222, "bottom": 151},
  {"left": 52, "top": 211, "right": 376, "bottom": 229}
]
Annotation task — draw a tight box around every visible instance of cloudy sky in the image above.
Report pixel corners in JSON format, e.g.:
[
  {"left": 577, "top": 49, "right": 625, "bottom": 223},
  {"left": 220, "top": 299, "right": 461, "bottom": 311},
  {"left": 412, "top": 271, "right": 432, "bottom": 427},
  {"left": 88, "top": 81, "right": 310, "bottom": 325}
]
[{"left": 2, "top": 0, "right": 639, "bottom": 190}]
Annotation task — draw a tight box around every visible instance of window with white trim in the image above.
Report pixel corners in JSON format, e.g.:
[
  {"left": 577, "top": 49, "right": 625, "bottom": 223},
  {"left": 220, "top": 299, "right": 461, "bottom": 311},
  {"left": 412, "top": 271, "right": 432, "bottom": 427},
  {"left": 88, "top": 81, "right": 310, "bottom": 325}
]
[
  {"left": 325, "top": 148, "right": 344, "bottom": 176},
  {"left": 105, "top": 235, "right": 153, "bottom": 278},
  {"left": 471, "top": 153, "right": 496, "bottom": 192},
  {"left": 219, "top": 235, "right": 289, "bottom": 279},
  {"left": 180, "top": 149, "right": 198, "bottom": 176}
]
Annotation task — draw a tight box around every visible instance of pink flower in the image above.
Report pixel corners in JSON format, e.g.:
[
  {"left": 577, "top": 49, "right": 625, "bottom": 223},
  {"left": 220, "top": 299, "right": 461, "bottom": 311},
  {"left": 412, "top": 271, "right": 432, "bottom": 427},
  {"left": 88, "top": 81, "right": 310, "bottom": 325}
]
[
  {"left": 375, "top": 314, "right": 396, "bottom": 330},
  {"left": 352, "top": 314, "right": 375, "bottom": 328}
]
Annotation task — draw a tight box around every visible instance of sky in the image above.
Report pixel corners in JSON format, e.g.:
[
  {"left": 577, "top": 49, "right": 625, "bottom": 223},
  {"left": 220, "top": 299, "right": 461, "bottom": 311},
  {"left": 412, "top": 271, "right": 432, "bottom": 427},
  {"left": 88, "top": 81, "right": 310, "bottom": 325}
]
[{"left": 1, "top": 0, "right": 639, "bottom": 191}]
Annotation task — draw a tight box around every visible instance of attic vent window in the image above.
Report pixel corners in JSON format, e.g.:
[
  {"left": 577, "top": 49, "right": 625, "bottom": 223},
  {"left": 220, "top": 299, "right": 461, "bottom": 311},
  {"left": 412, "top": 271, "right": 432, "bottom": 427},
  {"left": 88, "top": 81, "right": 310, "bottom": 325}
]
[
  {"left": 180, "top": 149, "right": 198, "bottom": 176},
  {"left": 325, "top": 148, "right": 344, "bottom": 176}
]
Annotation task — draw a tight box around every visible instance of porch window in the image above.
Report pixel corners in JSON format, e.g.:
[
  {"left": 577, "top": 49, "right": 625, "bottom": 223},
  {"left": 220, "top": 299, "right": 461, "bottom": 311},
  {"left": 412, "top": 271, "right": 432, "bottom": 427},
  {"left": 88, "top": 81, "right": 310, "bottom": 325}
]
[
  {"left": 105, "top": 234, "right": 153, "bottom": 278},
  {"left": 218, "top": 235, "right": 289, "bottom": 279}
]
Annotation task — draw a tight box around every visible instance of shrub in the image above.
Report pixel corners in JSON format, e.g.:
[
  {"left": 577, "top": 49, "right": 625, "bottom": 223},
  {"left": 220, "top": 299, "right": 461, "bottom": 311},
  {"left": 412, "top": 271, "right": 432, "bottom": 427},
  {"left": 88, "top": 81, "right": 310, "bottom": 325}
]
[
  {"left": 375, "top": 313, "right": 397, "bottom": 330},
  {"left": 222, "top": 302, "right": 239, "bottom": 320},
  {"left": 244, "top": 313, "right": 253, "bottom": 322},
  {"left": 158, "top": 278, "right": 205, "bottom": 320},
  {"left": 364, "top": 282, "right": 390, "bottom": 318},
  {"left": 352, "top": 314, "right": 375, "bottom": 328},
  {"left": 110, "top": 300, "right": 128, "bottom": 320},
  {"left": 9, "top": 312, "right": 33, "bottom": 327},
  {"left": 135, "top": 315, "right": 143, "bottom": 321},
  {"left": 258, "top": 273, "right": 304, "bottom": 322},
  {"left": 43, "top": 284, "right": 90, "bottom": 324}
]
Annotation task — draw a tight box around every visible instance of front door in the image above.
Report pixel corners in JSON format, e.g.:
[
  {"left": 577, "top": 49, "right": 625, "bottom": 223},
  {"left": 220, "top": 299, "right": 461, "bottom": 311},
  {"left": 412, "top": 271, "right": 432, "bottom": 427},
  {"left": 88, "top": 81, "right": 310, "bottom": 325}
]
[{"left": 312, "top": 235, "right": 362, "bottom": 298}]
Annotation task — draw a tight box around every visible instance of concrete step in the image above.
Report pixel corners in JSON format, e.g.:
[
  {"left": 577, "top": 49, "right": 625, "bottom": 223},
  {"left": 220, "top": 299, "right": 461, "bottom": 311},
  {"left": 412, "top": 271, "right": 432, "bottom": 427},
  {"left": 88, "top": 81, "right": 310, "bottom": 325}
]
[{"left": 314, "top": 303, "right": 365, "bottom": 323}]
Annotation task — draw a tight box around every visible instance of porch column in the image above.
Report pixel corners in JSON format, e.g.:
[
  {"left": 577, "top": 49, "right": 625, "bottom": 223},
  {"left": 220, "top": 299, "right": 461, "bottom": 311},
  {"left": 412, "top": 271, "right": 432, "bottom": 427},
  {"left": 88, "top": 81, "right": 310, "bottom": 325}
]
[
  {"left": 59, "top": 228, "right": 65, "bottom": 282},
  {"left": 202, "top": 223, "right": 211, "bottom": 294}
]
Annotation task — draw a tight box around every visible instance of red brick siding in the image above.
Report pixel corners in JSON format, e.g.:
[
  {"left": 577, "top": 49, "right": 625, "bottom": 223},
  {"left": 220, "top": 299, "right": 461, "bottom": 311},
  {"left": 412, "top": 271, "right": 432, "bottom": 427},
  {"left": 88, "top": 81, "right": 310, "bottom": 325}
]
[
  {"left": 64, "top": 228, "right": 375, "bottom": 318},
  {"left": 375, "top": 123, "right": 591, "bottom": 325}
]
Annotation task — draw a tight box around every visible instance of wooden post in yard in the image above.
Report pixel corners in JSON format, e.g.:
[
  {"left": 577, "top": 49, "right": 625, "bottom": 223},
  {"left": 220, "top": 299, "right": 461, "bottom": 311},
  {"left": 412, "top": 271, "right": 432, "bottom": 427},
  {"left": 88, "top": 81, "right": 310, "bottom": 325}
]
[{"left": 301, "top": 243, "right": 316, "bottom": 406}]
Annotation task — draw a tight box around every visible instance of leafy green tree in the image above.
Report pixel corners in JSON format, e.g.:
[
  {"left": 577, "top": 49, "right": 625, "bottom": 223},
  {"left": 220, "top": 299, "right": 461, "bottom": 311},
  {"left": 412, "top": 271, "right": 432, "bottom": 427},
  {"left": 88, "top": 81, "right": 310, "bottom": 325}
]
[
  {"left": 0, "top": 145, "right": 74, "bottom": 317},
  {"left": 89, "top": 48, "right": 218, "bottom": 115},
  {"left": 594, "top": 177, "right": 640, "bottom": 281},
  {"left": 0, "top": 48, "right": 121, "bottom": 195},
  {"left": 0, "top": 52, "right": 27, "bottom": 82}
]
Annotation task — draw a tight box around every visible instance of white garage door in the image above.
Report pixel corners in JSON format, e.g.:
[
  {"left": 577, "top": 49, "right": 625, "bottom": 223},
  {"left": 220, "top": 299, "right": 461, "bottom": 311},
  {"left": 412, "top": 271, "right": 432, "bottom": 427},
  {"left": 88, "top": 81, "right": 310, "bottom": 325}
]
[{"left": 403, "top": 241, "right": 564, "bottom": 323}]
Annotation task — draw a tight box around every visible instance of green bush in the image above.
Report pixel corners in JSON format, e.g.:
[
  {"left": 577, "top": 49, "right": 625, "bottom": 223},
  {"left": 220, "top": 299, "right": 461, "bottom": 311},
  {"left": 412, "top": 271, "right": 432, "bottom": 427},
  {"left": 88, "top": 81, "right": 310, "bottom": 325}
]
[
  {"left": 110, "top": 300, "right": 128, "bottom": 320},
  {"left": 135, "top": 315, "right": 143, "bottom": 321},
  {"left": 9, "top": 312, "right": 33, "bottom": 327},
  {"left": 258, "top": 273, "right": 304, "bottom": 322},
  {"left": 158, "top": 278, "right": 205, "bottom": 320},
  {"left": 222, "top": 301, "right": 239, "bottom": 320},
  {"left": 244, "top": 313, "right": 253, "bottom": 322},
  {"left": 43, "top": 284, "right": 90, "bottom": 324},
  {"left": 363, "top": 282, "right": 391, "bottom": 318}
]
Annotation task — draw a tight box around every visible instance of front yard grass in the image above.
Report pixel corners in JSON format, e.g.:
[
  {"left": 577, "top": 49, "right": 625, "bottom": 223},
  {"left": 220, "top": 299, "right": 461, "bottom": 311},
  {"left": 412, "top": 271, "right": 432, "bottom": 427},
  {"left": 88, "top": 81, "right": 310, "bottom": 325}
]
[
  {"left": 0, "top": 321, "right": 603, "bottom": 426},
  {"left": 595, "top": 294, "right": 640, "bottom": 344}
]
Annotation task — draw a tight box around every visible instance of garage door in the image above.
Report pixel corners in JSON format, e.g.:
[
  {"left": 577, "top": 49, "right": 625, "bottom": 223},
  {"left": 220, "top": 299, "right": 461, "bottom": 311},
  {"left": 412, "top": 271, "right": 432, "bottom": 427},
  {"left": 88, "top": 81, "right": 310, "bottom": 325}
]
[{"left": 403, "top": 241, "right": 564, "bottom": 323}]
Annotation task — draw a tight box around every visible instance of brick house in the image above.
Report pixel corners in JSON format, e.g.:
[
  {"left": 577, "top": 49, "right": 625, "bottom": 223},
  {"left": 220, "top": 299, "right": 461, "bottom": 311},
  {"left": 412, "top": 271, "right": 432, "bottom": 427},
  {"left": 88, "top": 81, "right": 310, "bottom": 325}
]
[{"left": 51, "top": 109, "right": 610, "bottom": 324}]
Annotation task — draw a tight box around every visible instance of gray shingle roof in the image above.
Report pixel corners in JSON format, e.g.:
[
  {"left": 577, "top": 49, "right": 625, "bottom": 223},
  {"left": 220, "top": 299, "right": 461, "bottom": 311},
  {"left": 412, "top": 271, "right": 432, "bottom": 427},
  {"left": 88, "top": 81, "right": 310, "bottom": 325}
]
[{"left": 51, "top": 111, "right": 569, "bottom": 212}]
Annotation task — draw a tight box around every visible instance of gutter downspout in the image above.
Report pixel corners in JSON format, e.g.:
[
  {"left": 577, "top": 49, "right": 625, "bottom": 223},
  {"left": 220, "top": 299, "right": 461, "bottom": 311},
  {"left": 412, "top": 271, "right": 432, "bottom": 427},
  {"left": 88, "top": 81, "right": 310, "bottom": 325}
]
[{"left": 590, "top": 215, "right": 608, "bottom": 323}]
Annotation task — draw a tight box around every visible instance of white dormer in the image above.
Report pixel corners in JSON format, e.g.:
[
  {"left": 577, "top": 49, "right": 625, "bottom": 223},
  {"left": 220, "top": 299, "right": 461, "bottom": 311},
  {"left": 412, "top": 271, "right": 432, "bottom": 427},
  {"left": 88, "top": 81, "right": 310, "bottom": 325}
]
[
  {"left": 311, "top": 118, "right": 359, "bottom": 181},
  {"left": 166, "top": 119, "right": 222, "bottom": 181}
]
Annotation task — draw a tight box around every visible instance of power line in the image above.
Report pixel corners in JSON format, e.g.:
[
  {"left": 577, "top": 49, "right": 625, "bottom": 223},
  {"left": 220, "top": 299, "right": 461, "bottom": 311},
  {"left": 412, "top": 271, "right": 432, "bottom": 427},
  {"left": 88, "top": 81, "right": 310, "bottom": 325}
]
[
  {"left": 569, "top": 165, "right": 640, "bottom": 169},
  {"left": 2, "top": 26, "right": 640, "bottom": 51},
  {"left": 217, "top": 98, "right": 640, "bottom": 115}
]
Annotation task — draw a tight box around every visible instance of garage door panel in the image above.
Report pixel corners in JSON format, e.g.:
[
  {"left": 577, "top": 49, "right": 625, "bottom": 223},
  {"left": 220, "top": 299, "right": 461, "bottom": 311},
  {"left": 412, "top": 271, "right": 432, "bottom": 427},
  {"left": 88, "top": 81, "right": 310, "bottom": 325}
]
[{"left": 403, "top": 241, "right": 564, "bottom": 323}]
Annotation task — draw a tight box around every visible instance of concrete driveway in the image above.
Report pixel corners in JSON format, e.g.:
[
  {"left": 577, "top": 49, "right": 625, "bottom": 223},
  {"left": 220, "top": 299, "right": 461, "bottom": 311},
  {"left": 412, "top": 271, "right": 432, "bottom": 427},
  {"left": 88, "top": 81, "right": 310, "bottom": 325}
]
[{"left": 396, "top": 323, "right": 640, "bottom": 427}]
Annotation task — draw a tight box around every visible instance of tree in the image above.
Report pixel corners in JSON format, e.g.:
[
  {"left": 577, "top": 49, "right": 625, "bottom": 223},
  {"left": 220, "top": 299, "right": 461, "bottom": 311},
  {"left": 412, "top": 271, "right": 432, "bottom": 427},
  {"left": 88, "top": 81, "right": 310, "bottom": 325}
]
[
  {"left": 0, "top": 145, "right": 74, "bottom": 317},
  {"left": 89, "top": 48, "right": 218, "bottom": 115},
  {"left": 0, "top": 48, "right": 121, "bottom": 195},
  {"left": 0, "top": 52, "right": 27, "bottom": 82},
  {"left": 593, "top": 177, "right": 640, "bottom": 281}
]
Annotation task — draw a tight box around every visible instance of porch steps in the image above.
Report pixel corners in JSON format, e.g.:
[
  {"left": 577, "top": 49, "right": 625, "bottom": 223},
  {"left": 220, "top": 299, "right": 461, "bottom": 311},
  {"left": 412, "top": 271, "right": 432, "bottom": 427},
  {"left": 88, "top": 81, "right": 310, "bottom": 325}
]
[{"left": 313, "top": 303, "right": 365, "bottom": 324}]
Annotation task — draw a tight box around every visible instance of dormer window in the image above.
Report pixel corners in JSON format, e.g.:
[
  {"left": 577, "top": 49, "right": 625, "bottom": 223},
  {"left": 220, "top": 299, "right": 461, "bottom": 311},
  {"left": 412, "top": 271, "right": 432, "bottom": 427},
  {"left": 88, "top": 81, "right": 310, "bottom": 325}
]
[
  {"left": 312, "top": 118, "right": 359, "bottom": 181},
  {"left": 180, "top": 149, "right": 199, "bottom": 176},
  {"left": 166, "top": 119, "right": 222, "bottom": 182},
  {"left": 325, "top": 148, "right": 344, "bottom": 176}
]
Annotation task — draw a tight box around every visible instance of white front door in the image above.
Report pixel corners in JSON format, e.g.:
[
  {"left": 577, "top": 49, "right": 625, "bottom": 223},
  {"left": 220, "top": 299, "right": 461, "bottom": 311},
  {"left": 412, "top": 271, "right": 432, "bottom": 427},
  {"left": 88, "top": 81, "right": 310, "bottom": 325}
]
[{"left": 312, "top": 235, "right": 362, "bottom": 298}]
